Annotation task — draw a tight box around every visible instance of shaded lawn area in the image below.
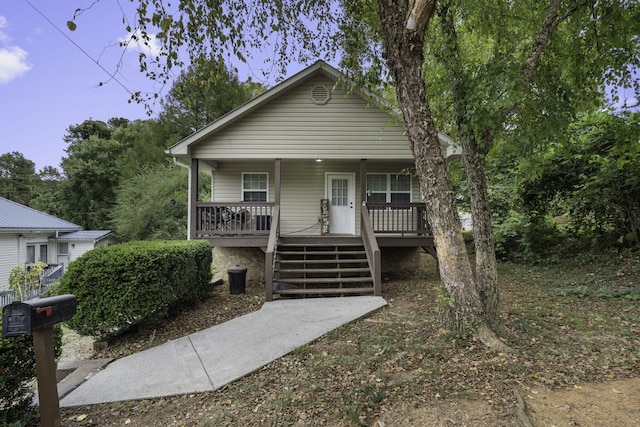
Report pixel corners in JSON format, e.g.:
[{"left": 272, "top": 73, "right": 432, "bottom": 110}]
[{"left": 62, "top": 249, "right": 640, "bottom": 426}]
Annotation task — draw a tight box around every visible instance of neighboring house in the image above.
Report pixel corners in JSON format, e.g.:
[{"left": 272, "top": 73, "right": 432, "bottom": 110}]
[
  {"left": 0, "top": 197, "right": 120, "bottom": 292},
  {"left": 54, "top": 230, "right": 122, "bottom": 267},
  {"left": 166, "top": 60, "right": 460, "bottom": 301}
]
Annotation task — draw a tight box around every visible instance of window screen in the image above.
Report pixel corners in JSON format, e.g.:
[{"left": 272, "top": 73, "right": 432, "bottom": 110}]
[
  {"left": 242, "top": 173, "right": 268, "bottom": 202},
  {"left": 366, "top": 173, "right": 412, "bottom": 203}
]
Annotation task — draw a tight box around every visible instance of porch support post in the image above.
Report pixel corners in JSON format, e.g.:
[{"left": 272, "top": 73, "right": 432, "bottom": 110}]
[
  {"left": 274, "top": 159, "right": 281, "bottom": 205},
  {"left": 359, "top": 159, "right": 367, "bottom": 203},
  {"left": 190, "top": 158, "right": 198, "bottom": 240}
]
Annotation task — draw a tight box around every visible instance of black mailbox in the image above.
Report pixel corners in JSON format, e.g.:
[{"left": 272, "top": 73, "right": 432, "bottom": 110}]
[{"left": 2, "top": 294, "right": 77, "bottom": 337}]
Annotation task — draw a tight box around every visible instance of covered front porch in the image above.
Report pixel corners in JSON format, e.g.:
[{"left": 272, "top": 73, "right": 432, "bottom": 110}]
[{"left": 187, "top": 158, "right": 436, "bottom": 300}]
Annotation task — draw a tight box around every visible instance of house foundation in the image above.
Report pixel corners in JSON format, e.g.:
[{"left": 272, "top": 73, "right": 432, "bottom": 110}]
[
  {"left": 212, "top": 246, "right": 422, "bottom": 288},
  {"left": 211, "top": 247, "right": 265, "bottom": 287},
  {"left": 380, "top": 247, "right": 421, "bottom": 274}
]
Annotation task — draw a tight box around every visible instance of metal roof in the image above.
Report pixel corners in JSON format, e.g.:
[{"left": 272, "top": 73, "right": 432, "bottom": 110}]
[
  {"left": 57, "top": 230, "right": 115, "bottom": 241},
  {"left": 0, "top": 197, "right": 82, "bottom": 231}
]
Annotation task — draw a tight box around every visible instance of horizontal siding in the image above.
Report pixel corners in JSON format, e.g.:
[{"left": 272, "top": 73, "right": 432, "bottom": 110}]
[
  {"left": 209, "top": 160, "right": 420, "bottom": 235},
  {"left": 0, "top": 236, "right": 19, "bottom": 290},
  {"left": 280, "top": 161, "right": 362, "bottom": 236},
  {"left": 69, "top": 242, "right": 95, "bottom": 262},
  {"left": 191, "top": 76, "right": 411, "bottom": 160},
  {"left": 212, "top": 162, "right": 276, "bottom": 203}
]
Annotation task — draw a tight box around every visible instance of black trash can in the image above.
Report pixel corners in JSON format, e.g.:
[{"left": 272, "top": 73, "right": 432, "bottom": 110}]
[{"left": 227, "top": 265, "right": 247, "bottom": 294}]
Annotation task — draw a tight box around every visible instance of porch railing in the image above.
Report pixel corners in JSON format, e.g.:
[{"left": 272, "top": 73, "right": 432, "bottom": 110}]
[
  {"left": 196, "top": 202, "right": 275, "bottom": 237},
  {"left": 43, "top": 263, "right": 64, "bottom": 286},
  {"left": 0, "top": 290, "right": 16, "bottom": 307},
  {"left": 361, "top": 205, "right": 382, "bottom": 296},
  {"left": 364, "top": 202, "right": 431, "bottom": 235},
  {"left": 265, "top": 205, "right": 281, "bottom": 302}
]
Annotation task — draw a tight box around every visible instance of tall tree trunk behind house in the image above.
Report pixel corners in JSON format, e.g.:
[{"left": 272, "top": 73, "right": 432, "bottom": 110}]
[
  {"left": 461, "top": 142, "right": 499, "bottom": 326},
  {"left": 375, "top": 0, "right": 489, "bottom": 336}
]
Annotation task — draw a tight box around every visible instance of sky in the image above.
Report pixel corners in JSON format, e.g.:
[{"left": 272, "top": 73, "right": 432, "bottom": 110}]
[{"left": 0, "top": 0, "right": 306, "bottom": 172}]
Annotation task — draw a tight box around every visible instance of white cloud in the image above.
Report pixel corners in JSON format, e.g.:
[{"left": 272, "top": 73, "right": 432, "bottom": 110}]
[
  {"left": 0, "top": 47, "right": 31, "bottom": 83},
  {"left": 119, "top": 29, "right": 163, "bottom": 59},
  {"left": 0, "top": 16, "right": 31, "bottom": 84}
]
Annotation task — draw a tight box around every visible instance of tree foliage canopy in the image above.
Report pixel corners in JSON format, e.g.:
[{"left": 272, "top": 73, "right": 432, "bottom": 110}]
[
  {"left": 522, "top": 111, "right": 640, "bottom": 246},
  {"left": 111, "top": 163, "right": 189, "bottom": 240},
  {"left": 0, "top": 152, "right": 36, "bottom": 205},
  {"left": 159, "top": 57, "right": 256, "bottom": 139}
]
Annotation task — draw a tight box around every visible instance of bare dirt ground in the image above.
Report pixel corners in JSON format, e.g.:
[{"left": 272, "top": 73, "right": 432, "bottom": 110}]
[{"left": 59, "top": 250, "right": 640, "bottom": 426}]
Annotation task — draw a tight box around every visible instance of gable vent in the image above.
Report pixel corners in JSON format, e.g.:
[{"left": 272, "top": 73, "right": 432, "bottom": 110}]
[{"left": 311, "top": 85, "right": 330, "bottom": 105}]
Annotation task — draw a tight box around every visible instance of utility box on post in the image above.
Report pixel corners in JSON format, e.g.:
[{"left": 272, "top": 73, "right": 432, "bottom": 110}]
[
  {"left": 2, "top": 294, "right": 77, "bottom": 337},
  {"left": 2, "top": 294, "right": 77, "bottom": 427}
]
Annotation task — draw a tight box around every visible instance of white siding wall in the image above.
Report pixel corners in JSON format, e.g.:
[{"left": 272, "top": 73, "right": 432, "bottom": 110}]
[
  {"left": 0, "top": 233, "right": 54, "bottom": 291},
  {"left": 191, "top": 75, "right": 411, "bottom": 160},
  {"left": 96, "top": 237, "right": 120, "bottom": 247},
  {"left": 68, "top": 241, "right": 97, "bottom": 263},
  {"left": 211, "top": 160, "right": 418, "bottom": 235},
  {"left": 0, "top": 235, "right": 19, "bottom": 290}
]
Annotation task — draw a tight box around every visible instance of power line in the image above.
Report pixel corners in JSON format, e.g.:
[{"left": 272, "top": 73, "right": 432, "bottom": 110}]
[{"left": 22, "top": 0, "right": 135, "bottom": 96}]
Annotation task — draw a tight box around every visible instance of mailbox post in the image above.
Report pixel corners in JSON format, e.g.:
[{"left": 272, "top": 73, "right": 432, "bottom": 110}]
[{"left": 2, "top": 294, "right": 77, "bottom": 427}]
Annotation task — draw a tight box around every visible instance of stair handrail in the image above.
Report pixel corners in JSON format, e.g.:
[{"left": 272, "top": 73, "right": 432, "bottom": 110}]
[
  {"left": 265, "top": 204, "right": 280, "bottom": 301},
  {"left": 361, "top": 202, "right": 382, "bottom": 296}
]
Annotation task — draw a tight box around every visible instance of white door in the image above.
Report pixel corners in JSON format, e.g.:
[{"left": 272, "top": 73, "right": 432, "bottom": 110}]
[{"left": 326, "top": 173, "right": 356, "bottom": 234}]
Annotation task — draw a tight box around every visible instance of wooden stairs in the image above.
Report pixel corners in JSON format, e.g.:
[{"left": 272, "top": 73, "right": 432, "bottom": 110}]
[{"left": 272, "top": 237, "right": 375, "bottom": 298}]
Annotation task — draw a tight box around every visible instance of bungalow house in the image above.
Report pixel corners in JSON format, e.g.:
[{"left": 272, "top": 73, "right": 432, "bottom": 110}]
[
  {"left": 166, "top": 61, "right": 459, "bottom": 301},
  {"left": 54, "top": 230, "right": 121, "bottom": 267},
  {"left": 0, "top": 197, "right": 120, "bottom": 295}
]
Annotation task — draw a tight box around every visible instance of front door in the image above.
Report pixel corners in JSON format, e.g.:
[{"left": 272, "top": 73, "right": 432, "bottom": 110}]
[{"left": 326, "top": 173, "right": 355, "bottom": 234}]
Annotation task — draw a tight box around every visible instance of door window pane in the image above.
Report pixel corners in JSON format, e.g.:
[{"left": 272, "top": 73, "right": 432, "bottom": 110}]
[{"left": 332, "top": 179, "right": 348, "bottom": 206}]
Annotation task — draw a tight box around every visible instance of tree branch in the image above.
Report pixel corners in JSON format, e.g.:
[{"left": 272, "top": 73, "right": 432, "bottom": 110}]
[
  {"left": 501, "top": 0, "right": 587, "bottom": 124},
  {"left": 406, "top": 0, "right": 437, "bottom": 33}
]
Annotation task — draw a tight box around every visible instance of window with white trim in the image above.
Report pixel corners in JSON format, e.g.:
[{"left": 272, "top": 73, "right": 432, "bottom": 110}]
[
  {"left": 26, "top": 245, "right": 36, "bottom": 264},
  {"left": 366, "top": 174, "right": 411, "bottom": 204},
  {"left": 58, "top": 242, "right": 69, "bottom": 255},
  {"left": 242, "top": 173, "right": 268, "bottom": 202}
]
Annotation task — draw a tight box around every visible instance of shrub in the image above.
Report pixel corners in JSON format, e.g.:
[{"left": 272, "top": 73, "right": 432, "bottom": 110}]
[
  {"left": 0, "top": 320, "right": 62, "bottom": 427},
  {"left": 9, "top": 262, "right": 46, "bottom": 301},
  {"left": 493, "top": 210, "right": 562, "bottom": 261},
  {"left": 0, "top": 330, "right": 38, "bottom": 426},
  {"left": 56, "top": 240, "right": 213, "bottom": 339}
]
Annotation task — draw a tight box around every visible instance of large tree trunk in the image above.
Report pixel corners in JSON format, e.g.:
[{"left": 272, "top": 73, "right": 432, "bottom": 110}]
[
  {"left": 435, "top": 0, "right": 578, "bottom": 326},
  {"left": 375, "top": 0, "right": 492, "bottom": 337},
  {"left": 461, "top": 141, "right": 499, "bottom": 326},
  {"left": 436, "top": 0, "right": 501, "bottom": 326}
]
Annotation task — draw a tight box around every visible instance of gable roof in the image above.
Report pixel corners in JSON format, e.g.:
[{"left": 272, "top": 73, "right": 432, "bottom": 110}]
[
  {"left": 167, "top": 60, "right": 457, "bottom": 159},
  {"left": 0, "top": 197, "right": 82, "bottom": 232},
  {"left": 57, "top": 230, "right": 118, "bottom": 242}
]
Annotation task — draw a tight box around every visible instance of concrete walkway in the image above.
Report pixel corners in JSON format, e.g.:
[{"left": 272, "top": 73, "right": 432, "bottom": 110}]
[{"left": 60, "top": 296, "right": 386, "bottom": 407}]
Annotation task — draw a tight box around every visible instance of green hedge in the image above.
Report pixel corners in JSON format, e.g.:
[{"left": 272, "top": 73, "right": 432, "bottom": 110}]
[
  {"left": 0, "top": 321, "right": 62, "bottom": 426},
  {"left": 57, "top": 240, "right": 213, "bottom": 339}
]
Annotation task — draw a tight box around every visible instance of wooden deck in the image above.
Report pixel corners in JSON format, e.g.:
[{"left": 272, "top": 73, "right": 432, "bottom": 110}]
[
  {"left": 193, "top": 202, "right": 433, "bottom": 248},
  {"left": 193, "top": 202, "right": 436, "bottom": 301}
]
